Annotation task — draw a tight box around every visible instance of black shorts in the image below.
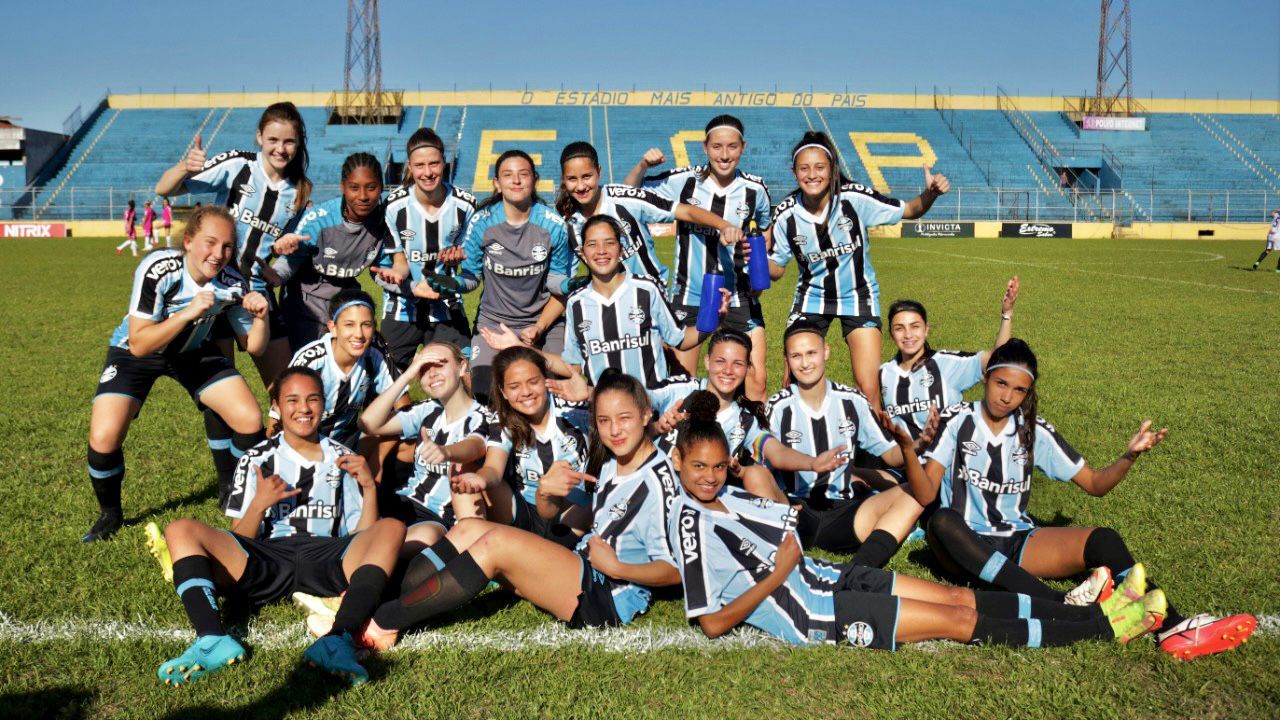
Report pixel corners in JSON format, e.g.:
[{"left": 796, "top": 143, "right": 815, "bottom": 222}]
[
  {"left": 980, "top": 528, "right": 1038, "bottom": 565},
  {"left": 381, "top": 306, "right": 472, "bottom": 372},
  {"left": 793, "top": 488, "right": 875, "bottom": 554},
  {"left": 94, "top": 345, "right": 240, "bottom": 410},
  {"left": 381, "top": 493, "right": 456, "bottom": 533},
  {"left": 213, "top": 286, "right": 288, "bottom": 344},
  {"left": 672, "top": 297, "right": 765, "bottom": 333},
  {"left": 787, "top": 311, "right": 881, "bottom": 337},
  {"left": 567, "top": 553, "right": 624, "bottom": 629},
  {"left": 510, "top": 493, "right": 582, "bottom": 549},
  {"left": 229, "top": 533, "right": 355, "bottom": 609},
  {"left": 832, "top": 563, "right": 899, "bottom": 650}
]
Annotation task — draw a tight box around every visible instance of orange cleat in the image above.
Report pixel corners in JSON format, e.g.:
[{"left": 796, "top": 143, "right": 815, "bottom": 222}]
[{"left": 1158, "top": 614, "right": 1256, "bottom": 660}]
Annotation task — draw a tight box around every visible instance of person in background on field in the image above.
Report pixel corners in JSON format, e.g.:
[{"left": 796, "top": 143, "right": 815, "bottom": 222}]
[
  {"left": 161, "top": 197, "right": 173, "bottom": 247},
  {"left": 1250, "top": 209, "right": 1280, "bottom": 271},
  {"left": 142, "top": 200, "right": 157, "bottom": 250},
  {"left": 116, "top": 199, "right": 138, "bottom": 256}
]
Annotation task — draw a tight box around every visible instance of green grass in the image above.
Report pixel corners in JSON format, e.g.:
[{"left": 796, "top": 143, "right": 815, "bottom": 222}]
[{"left": 1, "top": 236, "right": 1278, "bottom": 719}]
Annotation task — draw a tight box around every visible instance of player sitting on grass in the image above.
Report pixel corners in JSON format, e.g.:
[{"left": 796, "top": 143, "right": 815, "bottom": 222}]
[
  {"left": 154, "top": 367, "right": 404, "bottom": 686},
  {"left": 366, "top": 369, "right": 681, "bottom": 640},
  {"left": 668, "top": 395, "right": 1164, "bottom": 650},
  {"left": 904, "top": 338, "right": 1256, "bottom": 659},
  {"left": 879, "top": 277, "right": 1020, "bottom": 440},
  {"left": 764, "top": 322, "right": 927, "bottom": 568}
]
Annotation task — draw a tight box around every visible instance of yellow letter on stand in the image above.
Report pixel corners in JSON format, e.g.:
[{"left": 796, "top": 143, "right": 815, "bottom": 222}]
[
  {"left": 848, "top": 132, "right": 937, "bottom": 195},
  {"left": 472, "top": 130, "right": 557, "bottom": 194},
  {"left": 668, "top": 130, "right": 706, "bottom": 169}
]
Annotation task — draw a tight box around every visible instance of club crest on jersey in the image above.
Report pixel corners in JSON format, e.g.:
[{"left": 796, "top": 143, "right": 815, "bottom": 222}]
[
  {"left": 609, "top": 500, "right": 628, "bottom": 521},
  {"left": 729, "top": 426, "right": 746, "bottom": 444},
  {"left": 736, "top": 204, "right": 751, "bottom": 216},
  {"left": 674, "top": 309, "right": 688, "bottom": 322},
  {"left": 239, "top": 182, "right": 256, "bottom": 196},
  {"left": 784, "top": 430, "right": 803, "bottom": 446},
  {"left": 531, "top": 244, "right": 548, "bottom": 262},
  {"left": 961, "top": 440, "right": 982, "bottom": 456},
  {"left": 627, "top": 306, "right": 646, "bottom": 324},
  {"left": 836, "top": 216, "right": 855, "bottom": 232},
  {"left": 99, "top": 365, "right": 118, "bottom": 384},
  {"left": 326, "top": 466, "right": 342, "bottom": 488},
  {"left": 1011, "top": 445, "right": 1029, "bottom": 466},
  {"left": 920, "top": 371, "right": 935, "bottom": 388},
  {"left": 839, "top": 419, "right": 857, "bottom": 437},
  {"left": 846, "top": 621, "right": 875, "bottom": 648}
]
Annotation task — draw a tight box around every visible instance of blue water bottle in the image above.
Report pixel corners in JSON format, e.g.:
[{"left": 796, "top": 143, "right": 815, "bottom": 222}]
[
  {"left": 696, "top": 273, "right": 726, "bottom": 333},
  {"left": 746, "top": 222, "right": 770, "bottom": 292}
]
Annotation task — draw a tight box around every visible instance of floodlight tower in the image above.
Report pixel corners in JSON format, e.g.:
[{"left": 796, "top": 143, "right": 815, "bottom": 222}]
[
  {"left": 1092, "top": 0, "right": 1135, "bottom": 116},
  {"left": 340, "top": 0, "right": 384, "bottom": 123}
]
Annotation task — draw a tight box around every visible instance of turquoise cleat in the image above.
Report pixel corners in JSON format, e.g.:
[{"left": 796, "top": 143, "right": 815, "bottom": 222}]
[
  {"left": 158, "top": 634, "right": 246, "bottom": 686},
  {"left": 303, "top": 632, "right": 369, "bottom": 686}
]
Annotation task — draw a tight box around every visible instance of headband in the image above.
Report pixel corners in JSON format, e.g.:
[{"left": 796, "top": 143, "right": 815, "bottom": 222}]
[
  {"left": 791, "top": 143, "right": 833, "bottom": 161},
  {"left": 705, "top": 124, "right": 744, "bottom": 140},
  {"left": 331, "top": 299, "right": 374, "bottom": 321},
  {"left": 986, "top": 363, "right": 1036, "bottom": 381}
]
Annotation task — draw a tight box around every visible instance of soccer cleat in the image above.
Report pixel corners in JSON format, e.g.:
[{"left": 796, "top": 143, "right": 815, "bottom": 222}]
[
  {"left": 305, "top": 613, "right": 398, "bottom": 652},
  {"left": 145, "top": 522, "right": 174, "bottom": 583},
  {"left": 906, "top": 527, "right": 926, "bottom": 544},
  {"left": 82, "top": 511, "right": 123, "bottom": 543},
  {"left": 1099, "top": 563, "right": 1146, "bottom": 616},
  {"left": 1157, "top": 613, "right": 1257, "bottom": 660},
  {"left": 1109, "top": 589, "right": 1167, "bottom": 644},
  {"left": 293, "top": 591, "right": 342, "bottom": 619},
  {"left": 1065, "top": 566, "right": 1114, "bottom": 606},
  {"left": 158, "top": 634, "right": 246, "bottom": 686},
  {"left": 303, "top": 632, "right": 369, "bottom": 686}
]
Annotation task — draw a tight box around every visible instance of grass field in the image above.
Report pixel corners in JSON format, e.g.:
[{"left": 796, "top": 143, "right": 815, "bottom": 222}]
[{"left": 1, "top": 236, "right": 1278, "bottom": 719}]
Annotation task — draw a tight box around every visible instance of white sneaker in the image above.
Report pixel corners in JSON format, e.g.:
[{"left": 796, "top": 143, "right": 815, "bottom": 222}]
[{"left": 1064, "top": 566, "right": 1114, "bottom": 606}]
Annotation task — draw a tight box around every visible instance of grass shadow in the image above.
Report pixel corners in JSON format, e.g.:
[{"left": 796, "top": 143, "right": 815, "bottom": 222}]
[
  {"left": 157, "top": 663, "right": 356, "bottom": 720},
  {"left": 125, "top": 482, "right": 220, "bottom": 526},
  {"left": 0, "top": 687, "right": 96, "bottom": 720}
]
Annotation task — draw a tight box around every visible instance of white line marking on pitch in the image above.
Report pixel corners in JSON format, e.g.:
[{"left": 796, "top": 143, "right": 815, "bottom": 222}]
[
  {"left": 882, "top": 246, "right": 1278, "bottom": 296},
  {"left": 1, "top": 612, "right": 1274, "bottom": 653}
]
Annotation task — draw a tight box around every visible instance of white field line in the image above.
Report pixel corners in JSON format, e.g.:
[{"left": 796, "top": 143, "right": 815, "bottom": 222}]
[
  {"left": 881, "top": 246, "right": 1279, "bottom": 297},
  {"left": 1, "top": 611, "right": 1275, "bottom": 653}
]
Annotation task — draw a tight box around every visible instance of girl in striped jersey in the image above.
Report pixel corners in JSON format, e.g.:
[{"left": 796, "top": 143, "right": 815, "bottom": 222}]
[
  {"left": 768, "top": 131, "right": 951, "bottom": 407},
  {"left": 369, "top": 370, "right": 681, "bottom": 637},
  {"left": 627, "top": 115, "right": 770, "bottom": 400},
  {"left": 556, "top": 141, "right": 743, "bottom": 286},
  {"left": 909, "top": 339, "right": 1255, "bottom": 658},
  {"left": 86, "top": 207, "right": 270, "bottom": 542},
  {"left": 478, "top": 215, "right": 730, "bottom": 388},
  {"left": 156, "top": 102, "right": 314, "bottom": 387},
  {"left": 375, "top": 128, "right": 477, "bottom": 371},
  {"left": 669, "top": 401, "right": 1163, "bottom": 650},
  {"left": 880, "top": 277, "right": 1020, "bottom": 439}
]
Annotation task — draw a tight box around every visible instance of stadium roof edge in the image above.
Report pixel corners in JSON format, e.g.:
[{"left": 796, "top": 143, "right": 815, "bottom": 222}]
[{"left": 105, "top": 90, "right": 1280, "bottom": 115}]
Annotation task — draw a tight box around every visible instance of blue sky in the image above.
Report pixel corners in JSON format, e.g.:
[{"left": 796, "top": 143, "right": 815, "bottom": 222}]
[{"left": 3, "top": 0, "right": 1277, "bottom": 132}]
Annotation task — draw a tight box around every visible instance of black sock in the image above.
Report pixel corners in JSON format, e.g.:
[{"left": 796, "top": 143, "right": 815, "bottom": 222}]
[
  {"left": 850, "top": 530, "right": 900, "bottom": 569},
  {"left": 203, "top": 412, "right": 235, "bottom": 505},
  {"left": 373, "top": 551, "right": 490, "bottom": 630},
  {"left": 400, "top": 552, "right": 442, "bottom": 595},
  {"left": 975, "top": 590, "right": 1101, "bottom": 621},
  {"left": 87, "top": 446, "right": 125, "bottom": 515},
  {"left": 420, "top": 537, "right": 460, "bottom": 573},
  {"left": 1255, "top": 251, "right": 1269, "bottom": 265},
  {"left": 926, "top": 509, "right": 1065, "bottom": 601},
  {"left": 972, "top": 614, "right": 1110, "bottom": 647},
  {"left": 331, "top": 565, "right": 389, "bottom": 637},
  {"left": 172, "top": 556, "right": 224, "bottom": 637}
]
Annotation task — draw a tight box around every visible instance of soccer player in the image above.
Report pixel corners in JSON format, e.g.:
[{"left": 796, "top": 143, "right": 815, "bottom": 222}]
[
  {"left": 626, "top": 115, "right": 770, "bottom": 400},
  {"left": 556, "top": 141, "right": 744, "bottom": 285},
  {"left": 86, "top": 206, "right": 270, "bottom": 542},
  {"left": 766, "top": 322, "right": 927, "bottom": 567},
  {"left": 880, "top": 277, "right": 1020, "bottom": 439},
  {"left": 458, "top": 149, "right": 576, "bottom": 401},
  {"left": 375, "top": 128, "right": 477, "bottom": 371},
  {"left": 368, "top": 369, "right": 680, "bottom": 639},
  {"left": 155, "top": 367, "right": 405, "bottom": 686},
  {"left": 478, "top": 215, "right": 730, "bottom": 387},
  {"left": 1250, "top": 209, "right": 1280, "bottom": 271},
  {"left": 160, "top": 197, "right": 173, "bottom": 247},
  {"left": 141, "top": 200, "right": 157, "bottom": 250},
  {"left": 668, "top": 395, "right": 1164, "bottom": 650},
  {"left": 768, "top": 131, "right": 951, "bottom": 407},
  {"left": 270, "top": 153, "right": 408, "bottom": 349},
  {"left": 155, "top": 102, "right": 314, "bottom": 387},
  {"left": 115, "top": 200, "right": 138, "bottom": 256},
  {"left": 905, "top": 338, "right": 1256, "bottom": 658}
]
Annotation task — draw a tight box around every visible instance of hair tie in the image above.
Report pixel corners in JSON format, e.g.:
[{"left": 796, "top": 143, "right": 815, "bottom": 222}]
[
  {"left": 705, "top": 124, "right": 744, "bottom": 140},
  {"left": 331, "top": 299, "right": 374, "bottom": 321},
  {"left": 986, "top": 363, "right": 1036, "bottom": 381},
  {"left": 791, "top": 143, "right": 833, "bottom": 161}
]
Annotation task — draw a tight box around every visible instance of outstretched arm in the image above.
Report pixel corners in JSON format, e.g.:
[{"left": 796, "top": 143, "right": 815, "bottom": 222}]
[
  {"left": 1070, "top": 421, "right": 1168, "bottom": 497},
  {"left": 624, "top": 147, "right": 666, "bottom": 188},
  {"left": 901, "top": 166, "right": 951, "bottom": 219},
  {"left": 155, "top": 134, "right": 204, "bottom": 196},
  {"left": 980, "top": 276, "right": 1020, "bottom": 369},
  {"left": 696, "top": 533, "right": 802, "bottom": 638}
]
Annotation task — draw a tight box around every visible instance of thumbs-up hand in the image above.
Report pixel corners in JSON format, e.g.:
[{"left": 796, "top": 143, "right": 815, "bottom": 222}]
[
  {"left": 185, "top": 134, "right": 206, "bottom": 174},
  {"left": 923, "top": 166, "right": 950, "bottom": 196}
]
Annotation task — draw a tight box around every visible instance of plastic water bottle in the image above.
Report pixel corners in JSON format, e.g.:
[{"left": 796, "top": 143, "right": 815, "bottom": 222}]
[
  {"left": 696, "top": 273, "right": 726, "bottom": 333},
  {"left": 746, "top": 222, "right": 770, "bottom": 292}
]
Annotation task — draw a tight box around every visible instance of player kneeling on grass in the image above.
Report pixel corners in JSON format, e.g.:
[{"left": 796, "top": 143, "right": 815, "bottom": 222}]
[
  {"left": 765, "top": 322, "right": 928, "bottom": 568},
  {"left": 366, "top": 369, "right": 681, "bottom": 638},
  {"left": 904, "top": 338, "right": 1256, "bottom": 659},
  {"left": 155, "top": 367, "right": 404, "bottom": 686},
  {"left": 668, "top": 399, "right": 1163, "bottom": 650}
]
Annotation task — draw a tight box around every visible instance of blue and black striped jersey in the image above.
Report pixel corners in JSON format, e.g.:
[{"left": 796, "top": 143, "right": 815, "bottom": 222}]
[
  {"left": 394, "top": 398, "right": 496, "bottom": 518},
  {"left": 568, "top": 184, "right": 675, "bottom": 285},
  {"left": 576, "top": 448, "right": 681, "bottom": 623},
  {"left": 379, "top": 184, "right": 478, "bottom": 323},
  {"left": 642, "top": 167, "right": 770, "bottom": 308},
  {"left": 671, "top": 487, "right": 851, "bottom": 646},
  {"left": 880, "top": 349, "right": 984, "bottom": 439},
  {"left": 109, "top": 249, "right": 252, "bottom": 354},
  {"left": 225, "top": 434, "right": 365, "bottom": 540},
  {"left": 562, "top": 273, "right": 685, "bottom": 387},
  {"left": 769, "top": 183, "right": 904, "bottom": 318},
  {"left": 186, "top": 150, "right": 299, "bottom": 291},
  {"left": 286, "top": 334, "right": 398, "bottom": 448},
  {"left": 923, "top": 402, "right": 1086, "bottom": 536},
  {"left": 765, "top": 380, "right": 895, "bottom": 501},
  {"left": 486, "top": 398, "right": 591, "bottom": 507},
  {"left": 648, "top": 376, "right": 775, "bottom": 463}
]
